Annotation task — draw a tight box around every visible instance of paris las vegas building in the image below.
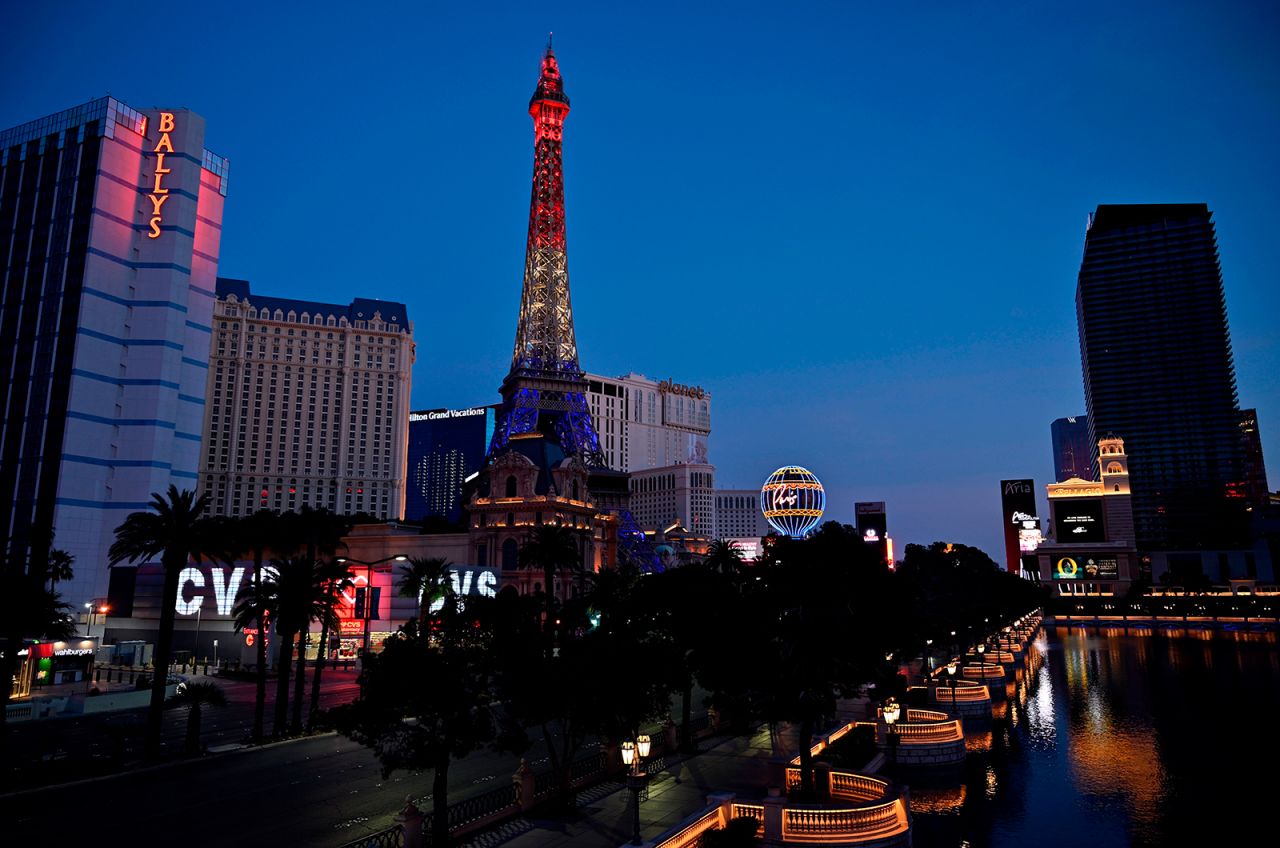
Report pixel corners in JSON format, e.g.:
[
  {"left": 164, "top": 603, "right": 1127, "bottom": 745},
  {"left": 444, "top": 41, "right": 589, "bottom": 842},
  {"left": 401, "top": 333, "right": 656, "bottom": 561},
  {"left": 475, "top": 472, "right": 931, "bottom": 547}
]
[{"left": 0, "top": 98, "right": 228, "bottom": 612}]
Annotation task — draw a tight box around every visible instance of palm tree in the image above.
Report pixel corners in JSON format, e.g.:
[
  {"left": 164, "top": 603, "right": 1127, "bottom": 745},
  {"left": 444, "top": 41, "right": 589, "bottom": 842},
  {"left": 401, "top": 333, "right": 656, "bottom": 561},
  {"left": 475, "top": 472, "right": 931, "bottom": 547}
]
[
  {"left": 705, "top": 539, "right": 744, "bottom": 578},
  {"left": 166, "top": 680, "right": 228, "bottom": 756},
  {"left": 396, "top": 557, "right": 453, "bottom": 623},
  {"left": 306, "top": 558, "right": 352, "bottom": 731},
  {"left": 518, "top": 525, "right": 583, "bottom": 659},
  {"left": 109, "top": 486, "right": 223, "bottom": 760},
  {"left": 45, "top": 549, "right": 75, "bottom": 592},
  {"left": 228, "top": 509, "right": 283, "bottom": 745},
  {"left": 286, "top": 507, "right": 352, "bottom": 733}
]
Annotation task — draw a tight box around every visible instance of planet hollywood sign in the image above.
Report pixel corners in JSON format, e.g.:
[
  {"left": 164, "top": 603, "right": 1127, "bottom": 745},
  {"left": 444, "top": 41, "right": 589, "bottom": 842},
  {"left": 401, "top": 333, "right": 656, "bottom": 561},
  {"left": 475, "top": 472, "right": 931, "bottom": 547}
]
[{"left": 657, "top": 379, "right": 706, "bottom": 399}]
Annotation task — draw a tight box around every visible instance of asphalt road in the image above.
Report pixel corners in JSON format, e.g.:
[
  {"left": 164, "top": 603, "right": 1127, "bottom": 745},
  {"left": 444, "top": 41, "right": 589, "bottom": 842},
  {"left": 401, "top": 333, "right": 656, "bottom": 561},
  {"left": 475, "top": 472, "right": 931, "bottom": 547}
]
[
  {"left": 3, "top": 675, "right": 705, "bottom": 848},
  {"left": 2, "top": 719, "right": 551, "bottom": 847}
]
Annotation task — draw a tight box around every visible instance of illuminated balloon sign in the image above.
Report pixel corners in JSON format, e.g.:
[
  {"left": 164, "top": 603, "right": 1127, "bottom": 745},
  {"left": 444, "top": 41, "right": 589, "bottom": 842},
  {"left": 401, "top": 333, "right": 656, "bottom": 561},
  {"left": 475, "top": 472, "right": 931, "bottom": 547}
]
[{"left": 760, "top": 466, "right": 826, "bottom": 539}]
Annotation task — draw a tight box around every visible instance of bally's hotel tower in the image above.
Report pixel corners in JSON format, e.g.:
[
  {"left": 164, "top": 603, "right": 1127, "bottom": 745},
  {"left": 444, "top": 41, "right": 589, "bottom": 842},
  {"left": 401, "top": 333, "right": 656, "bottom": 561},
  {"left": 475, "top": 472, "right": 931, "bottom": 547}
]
[{"left": 0, "top": 97, "right": 228, "bottom": 609}]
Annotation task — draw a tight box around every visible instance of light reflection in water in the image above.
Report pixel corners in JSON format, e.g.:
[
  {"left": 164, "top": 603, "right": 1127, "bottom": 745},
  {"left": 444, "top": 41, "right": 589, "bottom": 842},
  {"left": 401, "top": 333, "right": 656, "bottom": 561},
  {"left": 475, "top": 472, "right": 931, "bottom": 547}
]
[{"left": 911, "top": 626, "right": 1280, "bottom": 848}]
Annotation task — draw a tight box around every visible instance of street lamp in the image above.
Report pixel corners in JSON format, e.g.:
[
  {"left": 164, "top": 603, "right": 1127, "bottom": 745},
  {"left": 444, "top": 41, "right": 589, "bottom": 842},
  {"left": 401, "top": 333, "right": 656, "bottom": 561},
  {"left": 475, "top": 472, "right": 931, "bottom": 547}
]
[
  {"left": 883, "top": 699, "right": 901, "bottom": 772},
  {"left": 977, "top": 642, "right": 986, "bottom": 677},
  {"left": 621, "top": 733, "right": 652, "bottom": 845},
  {"left": 336, "top": 555, "right": 409, "bottom": 658},
  {"left": 946, "top": 660, "right": 958, "bottom": 714}
]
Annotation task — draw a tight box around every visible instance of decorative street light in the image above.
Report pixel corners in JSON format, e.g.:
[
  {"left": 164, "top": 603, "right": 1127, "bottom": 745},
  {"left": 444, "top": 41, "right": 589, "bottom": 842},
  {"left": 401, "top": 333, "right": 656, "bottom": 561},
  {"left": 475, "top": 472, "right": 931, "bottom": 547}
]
[
  {"left": 883, "top": 699, "right": 901, "bottom": 772},
  {"left": 977, "top": 642, "right": 986, "bottom": 677},
  {"left": 621, "top": 733, "right": 652, "bottom": 845},
  {"left": 946, "top": 660, "right": 958, "bottom": 714},
  {"left": 336, "top": 555, "right": 409, "bottom": 658},
  {"left": 925, "top": 638, "right": 934, "bottom": 671}
]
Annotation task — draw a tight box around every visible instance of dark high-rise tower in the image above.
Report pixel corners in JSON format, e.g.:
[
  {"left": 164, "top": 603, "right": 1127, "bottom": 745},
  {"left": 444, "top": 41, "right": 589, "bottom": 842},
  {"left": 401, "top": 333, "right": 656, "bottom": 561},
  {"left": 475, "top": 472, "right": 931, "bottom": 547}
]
[
  {"left": 1076, "top": 204, "right": 1248, "bottom": 551},
  {"left": 488, "top": 43, "right": 604, "bottom": 466},
  {"left": 1051, "top": 415, "right": 1091, "bottom": 481}
]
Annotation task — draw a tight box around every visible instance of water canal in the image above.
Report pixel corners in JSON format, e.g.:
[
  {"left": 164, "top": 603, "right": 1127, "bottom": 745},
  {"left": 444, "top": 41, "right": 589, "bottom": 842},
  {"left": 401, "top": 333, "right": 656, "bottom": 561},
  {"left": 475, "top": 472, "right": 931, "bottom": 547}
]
[{"left": 911, "top": 624, "right": 1280, "bottom": 847}]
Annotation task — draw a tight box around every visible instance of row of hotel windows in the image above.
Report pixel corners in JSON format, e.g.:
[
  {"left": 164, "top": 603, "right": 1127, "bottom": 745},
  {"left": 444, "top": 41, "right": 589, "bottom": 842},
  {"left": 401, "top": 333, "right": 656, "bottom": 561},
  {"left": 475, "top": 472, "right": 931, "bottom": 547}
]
[{"left": 220, "top": 301, "right": 405, "bottom": 333}]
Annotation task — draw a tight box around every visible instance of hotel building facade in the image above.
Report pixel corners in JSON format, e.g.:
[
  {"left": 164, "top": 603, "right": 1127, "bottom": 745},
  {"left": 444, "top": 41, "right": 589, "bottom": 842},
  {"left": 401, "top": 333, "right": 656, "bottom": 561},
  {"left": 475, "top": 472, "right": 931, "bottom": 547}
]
[
  {"left": 584, "top": 372, "right": 711, "bottom": 473},
  {"left": 197, "top": 278, "right": 414, "bottom": 519},
  {"left": 0, "top": 97, "right": 228, "bottom": 609}
]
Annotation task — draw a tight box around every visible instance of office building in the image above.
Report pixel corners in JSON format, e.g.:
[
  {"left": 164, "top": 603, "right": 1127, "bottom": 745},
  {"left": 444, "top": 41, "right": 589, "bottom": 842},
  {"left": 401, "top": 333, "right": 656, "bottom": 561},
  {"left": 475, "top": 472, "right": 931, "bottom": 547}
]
[
  {"left": 1076, "top": 204, "right": 1250, "bottom": 562},
  {"left": 1051, "top": 416, "right": 1091, "bottom": 482},
  {"left": 198, "top": 278, "right": 414, "bottom": 520},
  {"left": 404, "top": 405, "right": 497, "bottom": 524},
  {"left": 585, "top": 372, "right": 711, "bottom": 472},
  {"left": 0, "top": 98, "right": 227, "bottom": 609},
  {"left": 714, "top": 488, "right": 769, "bottom": 539},
  {"left": 628, "top": 463, "right": 716, "bottom": 538}
]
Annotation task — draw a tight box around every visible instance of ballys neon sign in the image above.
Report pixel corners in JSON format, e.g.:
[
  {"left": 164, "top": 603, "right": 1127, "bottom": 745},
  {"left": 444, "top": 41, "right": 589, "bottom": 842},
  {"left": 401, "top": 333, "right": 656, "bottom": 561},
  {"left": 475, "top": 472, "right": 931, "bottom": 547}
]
[{"left": 147, "top": 112, "right": 176, "bottom": 239}]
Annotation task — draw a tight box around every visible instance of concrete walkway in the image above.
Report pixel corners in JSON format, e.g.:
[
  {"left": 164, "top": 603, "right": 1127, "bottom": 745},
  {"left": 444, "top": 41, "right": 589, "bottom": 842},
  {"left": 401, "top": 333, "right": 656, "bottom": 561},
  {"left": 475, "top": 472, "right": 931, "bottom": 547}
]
[{"left": 471, "top": 725, "right": 793, "bottom": 848}]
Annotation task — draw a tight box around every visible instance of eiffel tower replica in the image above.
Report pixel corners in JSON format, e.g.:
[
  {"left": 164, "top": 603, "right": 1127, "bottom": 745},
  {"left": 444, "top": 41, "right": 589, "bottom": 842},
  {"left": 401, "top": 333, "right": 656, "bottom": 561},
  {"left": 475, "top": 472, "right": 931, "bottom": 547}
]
[
  {"left": 476, "top": 42, "right": 653, "bottom": 569},
  {"left": 488, "top": 40, "right": 606, "bottom": 468}
]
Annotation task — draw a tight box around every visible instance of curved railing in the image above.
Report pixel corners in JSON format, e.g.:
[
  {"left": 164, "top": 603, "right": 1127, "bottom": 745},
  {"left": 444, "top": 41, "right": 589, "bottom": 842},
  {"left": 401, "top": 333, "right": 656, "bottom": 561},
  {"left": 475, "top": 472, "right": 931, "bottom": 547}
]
[
  {"left": 890, "top": 721, "right": 963, "bottom": 743},
  {"left": 830, "top": 771, "right": 891, "bottom": 803},
  {"left": 782, "top": 799, "right": 909, "bottom": 843},
  {"left": 932, "top": 681, "right": 991, "bottom": 703},
  {"left": 961, "top": 664, "right": 1006, "bottom": 680},
  {"left": 966, "top": 650, "right": 1016, "bottom": 665},
  {"left": 905, "top": 708, "right": 949, "bottom": 722}
]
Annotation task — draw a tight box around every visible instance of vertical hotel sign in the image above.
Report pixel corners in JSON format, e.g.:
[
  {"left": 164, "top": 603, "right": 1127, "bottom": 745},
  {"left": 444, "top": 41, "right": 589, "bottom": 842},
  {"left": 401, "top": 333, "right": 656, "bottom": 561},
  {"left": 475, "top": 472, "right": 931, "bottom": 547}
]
[{"left": 147, "top": 112, "right": 177, "bottom": 238}]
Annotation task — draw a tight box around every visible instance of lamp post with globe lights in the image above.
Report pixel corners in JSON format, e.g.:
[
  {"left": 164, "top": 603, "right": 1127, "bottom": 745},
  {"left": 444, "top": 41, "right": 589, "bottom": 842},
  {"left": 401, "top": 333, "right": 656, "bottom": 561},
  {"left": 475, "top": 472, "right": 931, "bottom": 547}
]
[
  {"left": 621, "top": 733, "right": 652, "bottom": 845},
  {"left": 883, "top": 699, "right": 901, "bottom": 772},
  {"left": 946, "top": 660, "right": 958, "bottom": 714}
]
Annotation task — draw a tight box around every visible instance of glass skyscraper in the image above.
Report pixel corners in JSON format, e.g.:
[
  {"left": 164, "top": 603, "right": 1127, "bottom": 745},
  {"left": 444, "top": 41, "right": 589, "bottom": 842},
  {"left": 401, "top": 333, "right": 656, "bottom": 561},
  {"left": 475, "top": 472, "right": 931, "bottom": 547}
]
[
  {"left": 1076, "top": 204, "right": 1248, "bottom": 553},
  {"left": 1050, "top": 415, "right": 1091, "bottom": 482}
]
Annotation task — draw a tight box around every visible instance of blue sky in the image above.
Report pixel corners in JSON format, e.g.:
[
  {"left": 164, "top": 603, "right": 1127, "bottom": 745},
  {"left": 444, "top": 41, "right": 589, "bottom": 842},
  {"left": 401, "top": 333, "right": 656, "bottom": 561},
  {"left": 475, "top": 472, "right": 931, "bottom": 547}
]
[{"left": 5, "top": 1, "right": 1278, "bottom": 560}]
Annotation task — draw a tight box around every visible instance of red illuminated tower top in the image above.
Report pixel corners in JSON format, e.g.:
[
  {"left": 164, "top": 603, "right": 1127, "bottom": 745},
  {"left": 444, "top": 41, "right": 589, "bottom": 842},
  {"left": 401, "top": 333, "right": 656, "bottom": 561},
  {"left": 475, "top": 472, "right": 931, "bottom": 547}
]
[
  {"left": 509, "top": 42, "right": 578, "bottom": 376},
  {"left": 490, "top": 41, "right": 603, "bottom": 464}
]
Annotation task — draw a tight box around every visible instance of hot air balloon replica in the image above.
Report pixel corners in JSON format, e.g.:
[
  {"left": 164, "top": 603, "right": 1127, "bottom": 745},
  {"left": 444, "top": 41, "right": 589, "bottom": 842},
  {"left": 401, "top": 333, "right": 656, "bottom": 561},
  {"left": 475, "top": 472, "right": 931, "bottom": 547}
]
[{"left": 760, "top": 466, "right": 826, "bottom": 539}]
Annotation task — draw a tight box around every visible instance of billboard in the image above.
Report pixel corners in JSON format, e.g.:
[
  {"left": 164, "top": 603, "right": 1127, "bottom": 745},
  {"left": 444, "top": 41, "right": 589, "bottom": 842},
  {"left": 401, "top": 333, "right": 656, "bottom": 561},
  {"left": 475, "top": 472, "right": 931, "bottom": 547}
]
[
  {"left": 129, "top": 562, "right": 499, "bottom": 622},
  {"left": 1052, "top": 555, "right": 1119, "bottom": 580},
  {"left": 1000, "top": 479, "right": 1038, "bottom": 573},
  {"left": 1054, "top": 497, "right": 1106, "bottom": 543},
  {"left": 405, "top": 405, "right": 498, "bottom": 523},
  {"left": 855, "top": 502, "right": 888, "bottom": 543}
]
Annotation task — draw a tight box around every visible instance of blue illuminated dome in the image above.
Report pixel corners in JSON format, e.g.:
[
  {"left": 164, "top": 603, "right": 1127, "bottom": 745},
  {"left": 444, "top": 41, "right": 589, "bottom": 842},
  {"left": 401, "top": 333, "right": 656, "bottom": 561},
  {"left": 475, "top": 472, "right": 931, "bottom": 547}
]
[{"left": 760, "top": 466, "right": 826, "bottom": 539}]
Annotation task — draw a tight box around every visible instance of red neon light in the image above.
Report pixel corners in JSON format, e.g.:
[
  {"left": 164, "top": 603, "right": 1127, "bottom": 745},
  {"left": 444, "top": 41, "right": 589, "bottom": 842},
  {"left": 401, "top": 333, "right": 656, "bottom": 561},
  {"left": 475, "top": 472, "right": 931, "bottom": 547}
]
[{"left": 527, "top": 46, "right": 570, "bottom": 252}]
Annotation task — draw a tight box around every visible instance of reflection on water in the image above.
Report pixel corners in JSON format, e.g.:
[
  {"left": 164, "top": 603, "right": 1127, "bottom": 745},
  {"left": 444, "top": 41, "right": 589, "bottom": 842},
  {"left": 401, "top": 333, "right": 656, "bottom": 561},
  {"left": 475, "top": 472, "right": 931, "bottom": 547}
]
[{"left": 911, "top": 626, "right": 1280, "bottom": 847}]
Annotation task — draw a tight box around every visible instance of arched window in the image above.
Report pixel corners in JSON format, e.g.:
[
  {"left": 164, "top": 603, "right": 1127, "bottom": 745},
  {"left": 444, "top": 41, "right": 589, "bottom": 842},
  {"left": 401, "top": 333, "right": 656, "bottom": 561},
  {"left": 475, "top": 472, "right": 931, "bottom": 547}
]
[
  {"left": 502, "top": 538, "right": 518, "bottom": 571},
  {"left": 1106, "top": 462, "right": 1123, "bottom": 474},
  {"left": 1114, "top": 484, "right": 1121, "bottom": 492},
  {"left": 505, "top": 475, "right": 518, "bottom": 497},
  {"left": 571, "top": 480, "right": 580, "bottom": 500}
]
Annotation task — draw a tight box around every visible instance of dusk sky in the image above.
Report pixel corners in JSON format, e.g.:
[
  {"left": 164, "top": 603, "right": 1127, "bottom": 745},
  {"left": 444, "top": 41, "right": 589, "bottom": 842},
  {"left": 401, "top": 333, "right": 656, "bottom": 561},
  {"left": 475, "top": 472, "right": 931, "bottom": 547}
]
[{"left": 5, "top": 1, "right": 1278, "bottom": 561}]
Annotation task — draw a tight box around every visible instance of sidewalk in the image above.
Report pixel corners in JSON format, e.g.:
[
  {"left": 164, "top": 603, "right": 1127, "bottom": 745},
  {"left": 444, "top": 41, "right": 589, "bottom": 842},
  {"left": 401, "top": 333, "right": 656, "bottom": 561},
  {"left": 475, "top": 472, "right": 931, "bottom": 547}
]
[{"left": 476, "top": 725, "right": 791, "bottom": 848}]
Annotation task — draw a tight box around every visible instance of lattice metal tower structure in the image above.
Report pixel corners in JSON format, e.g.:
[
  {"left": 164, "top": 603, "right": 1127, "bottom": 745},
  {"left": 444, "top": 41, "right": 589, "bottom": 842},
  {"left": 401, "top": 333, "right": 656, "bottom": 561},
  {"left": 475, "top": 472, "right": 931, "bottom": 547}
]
[{"left": 488, "top": 41, "right": 605, "bottom": 466}]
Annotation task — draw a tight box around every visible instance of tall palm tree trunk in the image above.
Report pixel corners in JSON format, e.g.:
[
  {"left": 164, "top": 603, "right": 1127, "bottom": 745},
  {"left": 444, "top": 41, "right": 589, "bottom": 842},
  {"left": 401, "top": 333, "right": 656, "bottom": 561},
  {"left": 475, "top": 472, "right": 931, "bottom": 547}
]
[
  {"left": 308, "top": 614, "right": 331, "bottom": 730},
  {"left": 145, "top": 557, "right": 183, "bottom": 759},
  {"left": 273, "top": 626, "right": 295, "bottom": 737},
  {"left": 291, "top": 624, "right": 308, "bottom": 733},
  {"left": 252, "top": 555, "right": 267, "bottom": 744}
]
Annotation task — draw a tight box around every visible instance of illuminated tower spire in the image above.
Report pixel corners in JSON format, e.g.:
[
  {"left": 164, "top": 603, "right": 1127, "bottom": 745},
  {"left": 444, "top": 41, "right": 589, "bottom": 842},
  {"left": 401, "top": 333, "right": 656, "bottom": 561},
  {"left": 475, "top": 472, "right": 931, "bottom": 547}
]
[{"left": 489, "top": 43, "right": 604, "bottom": 464}]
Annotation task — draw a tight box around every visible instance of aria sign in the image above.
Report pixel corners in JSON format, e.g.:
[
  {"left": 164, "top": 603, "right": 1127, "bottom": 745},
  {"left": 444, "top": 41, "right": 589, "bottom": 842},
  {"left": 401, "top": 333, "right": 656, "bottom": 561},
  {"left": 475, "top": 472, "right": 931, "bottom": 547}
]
[{"left": 146, "top": 112, "right": 177, "bottom": 239}]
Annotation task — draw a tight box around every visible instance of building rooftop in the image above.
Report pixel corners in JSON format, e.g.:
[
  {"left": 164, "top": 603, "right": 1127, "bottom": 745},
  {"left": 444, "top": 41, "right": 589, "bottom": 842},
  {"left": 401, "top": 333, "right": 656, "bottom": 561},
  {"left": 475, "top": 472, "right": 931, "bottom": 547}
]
[
  {"left": 216, "top": 277, "right": 410, "bottom": 329},
  {"left": 1089, "top": 203, "right": 1210, "bottom": 233}
]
